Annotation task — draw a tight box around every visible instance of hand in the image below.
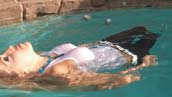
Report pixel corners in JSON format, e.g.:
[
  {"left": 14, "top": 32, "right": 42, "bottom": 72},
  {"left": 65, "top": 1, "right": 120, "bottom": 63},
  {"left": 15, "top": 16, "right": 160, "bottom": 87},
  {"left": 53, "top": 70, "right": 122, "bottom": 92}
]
[{"left": 142, "top": 55, "right": 158, "bottom": 67}]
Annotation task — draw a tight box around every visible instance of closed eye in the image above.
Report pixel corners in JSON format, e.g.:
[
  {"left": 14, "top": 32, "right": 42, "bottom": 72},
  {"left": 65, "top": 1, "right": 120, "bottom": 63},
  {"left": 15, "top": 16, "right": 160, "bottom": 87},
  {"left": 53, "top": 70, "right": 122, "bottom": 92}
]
[{"left": 3, "top": 57, "right": 9, "bottom": 62}]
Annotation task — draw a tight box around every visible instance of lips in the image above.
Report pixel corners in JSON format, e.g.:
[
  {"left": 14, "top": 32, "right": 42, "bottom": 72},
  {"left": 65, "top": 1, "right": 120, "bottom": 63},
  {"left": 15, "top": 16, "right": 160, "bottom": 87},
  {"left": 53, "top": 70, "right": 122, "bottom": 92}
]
[
  {"left": 6, "top": 42, "right": 32, "bottom": 53},
  {"left": 13, "top": 43, "right": 25, "bottom": 50},
  {"left": 18, "top": 43, "right": 25, "bottom": 49},
  {"left": 16, "top": 45, "right": 22, "bottom": 50},
  {"left": 16, "top": 42, "right": 31, "bottom": 49}
]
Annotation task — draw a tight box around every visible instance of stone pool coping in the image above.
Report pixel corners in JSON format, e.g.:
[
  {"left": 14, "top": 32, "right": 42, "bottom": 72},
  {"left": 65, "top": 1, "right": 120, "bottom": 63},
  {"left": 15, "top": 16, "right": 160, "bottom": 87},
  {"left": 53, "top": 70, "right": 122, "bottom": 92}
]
[{"left": 0, "top": 0, "right": 172, "bottom": 26}]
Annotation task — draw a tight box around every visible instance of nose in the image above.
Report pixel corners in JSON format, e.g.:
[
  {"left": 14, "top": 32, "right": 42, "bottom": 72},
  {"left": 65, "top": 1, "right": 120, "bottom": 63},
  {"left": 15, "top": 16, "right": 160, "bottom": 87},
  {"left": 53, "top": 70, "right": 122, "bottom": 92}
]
[
  {"left": 5, "top": 45, "right": 15, "bottom": 54},
  {"left": 9, "top": 45, "right": 15, "bottom": 51}
]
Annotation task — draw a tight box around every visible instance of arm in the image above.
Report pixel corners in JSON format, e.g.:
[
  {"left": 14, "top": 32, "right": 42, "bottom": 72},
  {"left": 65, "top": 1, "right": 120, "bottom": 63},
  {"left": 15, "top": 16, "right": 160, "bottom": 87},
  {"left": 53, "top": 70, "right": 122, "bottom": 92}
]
[
  {"left": 119, "top": 55, "right": 158, "bottom": 75},
  {"left": 42, "top": 55, "right": 157, "bottom": 90},
  {"left": 68, "top": 55, "right": 158, "bottom": 90}
]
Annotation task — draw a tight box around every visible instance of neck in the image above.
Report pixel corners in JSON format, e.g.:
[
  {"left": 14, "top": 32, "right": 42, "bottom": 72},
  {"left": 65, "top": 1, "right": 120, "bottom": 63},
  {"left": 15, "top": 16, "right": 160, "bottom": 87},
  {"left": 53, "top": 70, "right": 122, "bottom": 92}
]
[
  {"left": 32, "top": 55, "right": 48, "bottom": 73},
  {"left": 16, "top": 54, "right": 49, "bottom": 77}
]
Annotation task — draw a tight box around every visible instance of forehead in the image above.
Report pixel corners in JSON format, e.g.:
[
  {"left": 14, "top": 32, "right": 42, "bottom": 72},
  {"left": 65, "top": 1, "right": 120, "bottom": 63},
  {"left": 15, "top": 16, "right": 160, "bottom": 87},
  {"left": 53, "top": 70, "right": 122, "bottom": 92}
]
[{"left": 0, "top": 59, "right": 5, "bottom": 67}]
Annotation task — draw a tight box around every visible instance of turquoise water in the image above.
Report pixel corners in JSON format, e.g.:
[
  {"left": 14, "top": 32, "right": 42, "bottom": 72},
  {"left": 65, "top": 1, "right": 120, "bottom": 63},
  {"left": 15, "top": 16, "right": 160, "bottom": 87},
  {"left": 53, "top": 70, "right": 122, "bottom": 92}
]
[{"left": 0, "top": 8, "right": 172, "bottom": 97}]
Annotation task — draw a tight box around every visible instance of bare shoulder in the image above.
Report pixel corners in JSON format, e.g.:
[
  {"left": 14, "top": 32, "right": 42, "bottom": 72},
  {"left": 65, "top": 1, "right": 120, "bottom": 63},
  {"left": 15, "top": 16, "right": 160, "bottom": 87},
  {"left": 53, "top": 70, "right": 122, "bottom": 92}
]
[{"left": 44, "top": 59, "right": 78, "bottom": 76}]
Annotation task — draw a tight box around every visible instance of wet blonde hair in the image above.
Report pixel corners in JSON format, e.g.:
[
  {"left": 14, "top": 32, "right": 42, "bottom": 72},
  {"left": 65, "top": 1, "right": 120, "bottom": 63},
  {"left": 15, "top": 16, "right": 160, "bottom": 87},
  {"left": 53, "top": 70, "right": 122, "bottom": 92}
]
[{"left": 0, "top": 71, "right": 69, "bottom": 91}]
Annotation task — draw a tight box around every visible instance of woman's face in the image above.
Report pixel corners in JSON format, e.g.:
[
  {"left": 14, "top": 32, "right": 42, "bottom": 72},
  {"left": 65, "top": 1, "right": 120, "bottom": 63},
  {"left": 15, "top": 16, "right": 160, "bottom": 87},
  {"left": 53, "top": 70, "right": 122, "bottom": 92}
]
[{"left": 0, "top": 42, "right": 38, "bottom": 74}]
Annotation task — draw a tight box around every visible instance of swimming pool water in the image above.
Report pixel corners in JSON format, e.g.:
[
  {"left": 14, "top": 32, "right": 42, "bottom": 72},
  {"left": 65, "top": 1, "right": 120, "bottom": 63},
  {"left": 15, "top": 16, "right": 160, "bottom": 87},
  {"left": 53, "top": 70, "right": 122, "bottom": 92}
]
[{"left": 0, "top": 8, "right": 172, "bottom": 97}]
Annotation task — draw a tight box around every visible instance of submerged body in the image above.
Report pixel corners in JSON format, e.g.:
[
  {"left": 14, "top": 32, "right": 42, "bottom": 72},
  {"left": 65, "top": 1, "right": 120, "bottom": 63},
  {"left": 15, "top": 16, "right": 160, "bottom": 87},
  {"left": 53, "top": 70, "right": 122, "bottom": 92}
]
[
  {"left": 0, "top": 26, "right": 159, "bottom": 90},
  {"left": 41, "top": 42, "right": 129, "bottom": 73}
]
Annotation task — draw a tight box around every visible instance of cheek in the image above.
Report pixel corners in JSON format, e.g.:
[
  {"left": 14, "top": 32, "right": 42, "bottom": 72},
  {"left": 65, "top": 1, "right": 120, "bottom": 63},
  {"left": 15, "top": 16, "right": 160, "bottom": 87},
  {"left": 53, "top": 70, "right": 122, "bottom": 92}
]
[
  {"left": 12, "top": 55, "right": 34, "bottom": 72},
  {"left": 13, "top": 51, "right": 33, "bottom": 65},
  {"left": 0, "top": 66, "right": 6, "bottom": 72}
]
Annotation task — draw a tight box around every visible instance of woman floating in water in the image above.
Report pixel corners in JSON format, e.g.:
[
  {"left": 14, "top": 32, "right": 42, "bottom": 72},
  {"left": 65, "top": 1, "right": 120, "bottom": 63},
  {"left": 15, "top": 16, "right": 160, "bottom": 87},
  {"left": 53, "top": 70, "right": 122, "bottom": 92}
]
[{"left": 0, "top": 26, "right": 159, "bottom": 91}]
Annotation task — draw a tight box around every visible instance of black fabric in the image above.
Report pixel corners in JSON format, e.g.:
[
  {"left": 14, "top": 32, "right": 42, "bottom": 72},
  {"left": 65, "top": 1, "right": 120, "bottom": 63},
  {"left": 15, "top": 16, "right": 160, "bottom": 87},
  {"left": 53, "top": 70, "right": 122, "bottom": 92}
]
[{"left": 102, "top": 26, "right": 160, "bottom": 64}]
